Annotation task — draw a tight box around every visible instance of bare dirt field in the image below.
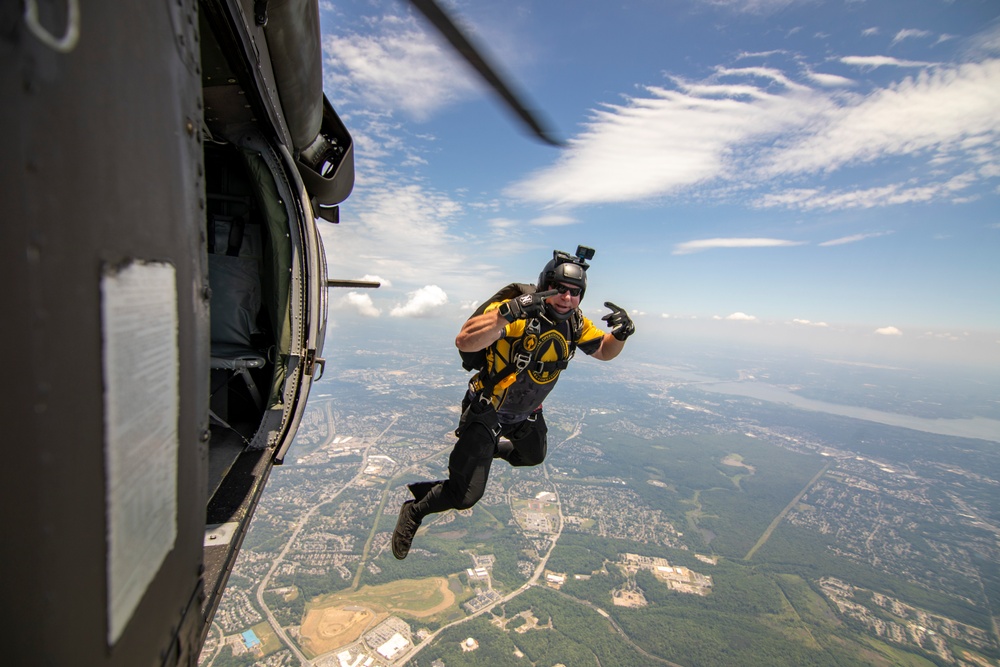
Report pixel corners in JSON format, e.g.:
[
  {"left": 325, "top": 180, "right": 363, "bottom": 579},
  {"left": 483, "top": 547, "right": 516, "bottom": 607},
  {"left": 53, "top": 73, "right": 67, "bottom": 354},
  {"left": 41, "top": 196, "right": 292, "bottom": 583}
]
[{"left": 300, "top": 577, "right": 457, "bottom": 657}]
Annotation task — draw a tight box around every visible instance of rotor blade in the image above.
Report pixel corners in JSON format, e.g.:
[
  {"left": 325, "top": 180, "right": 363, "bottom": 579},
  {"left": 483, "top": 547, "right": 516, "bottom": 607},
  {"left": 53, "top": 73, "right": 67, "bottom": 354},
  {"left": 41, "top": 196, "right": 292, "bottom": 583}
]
[{"left": 407, "top": 0, "right": 563, "bottom": 147}]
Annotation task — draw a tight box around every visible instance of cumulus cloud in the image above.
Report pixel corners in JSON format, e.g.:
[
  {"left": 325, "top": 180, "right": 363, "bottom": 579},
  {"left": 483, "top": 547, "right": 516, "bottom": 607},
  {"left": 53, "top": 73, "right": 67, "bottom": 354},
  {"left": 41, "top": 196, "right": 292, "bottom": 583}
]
[
  {"left": 322, "top": 183, "right": 473, "bottom": 288},
  {"left": 726, "top": 312, "right": 758, "bottom": 321},
  {"left": 874, "top": 326, "right": 903, "bottom": 336},
  {"left": 390, "top": 285, "right": 449, "bottom": 317},
  {"left": 673, "top": 238, "right": 805, "bottom": 255},
  {"left": 343, "top": 292, "right": 381, "bottom": 317},
  {"left": 360, "top": 274, "right": 391, "bottom": 287},
  {"left": 793, "top": 319, "right": 829, "bottom": 327}
]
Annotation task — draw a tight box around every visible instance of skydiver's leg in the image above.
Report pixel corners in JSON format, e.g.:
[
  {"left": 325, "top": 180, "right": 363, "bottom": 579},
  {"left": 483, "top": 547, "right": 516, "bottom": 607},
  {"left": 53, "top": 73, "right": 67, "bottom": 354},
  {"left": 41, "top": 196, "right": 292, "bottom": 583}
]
[
  {"left": 393, "top": 399, "right": 500, "bottom": 559},
  {"left": 412, "top": 421, "right": 497, "bottom": 517},
  {"left": 498, "top": 412, "right": 547, "bottom": 467}
]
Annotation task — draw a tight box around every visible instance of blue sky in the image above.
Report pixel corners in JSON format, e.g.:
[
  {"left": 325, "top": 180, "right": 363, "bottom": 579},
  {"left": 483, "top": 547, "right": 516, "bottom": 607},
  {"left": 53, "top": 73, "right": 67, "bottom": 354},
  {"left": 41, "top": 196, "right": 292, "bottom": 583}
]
[{"left": 316, "top": 0, "right": 1000, "bottom": 367}]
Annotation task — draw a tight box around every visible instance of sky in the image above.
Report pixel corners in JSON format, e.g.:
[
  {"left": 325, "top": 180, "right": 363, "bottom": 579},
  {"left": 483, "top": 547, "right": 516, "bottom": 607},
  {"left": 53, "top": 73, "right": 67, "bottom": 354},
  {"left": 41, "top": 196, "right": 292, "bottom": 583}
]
[{"left": 315, "top": 0, "right": 1000, "bottom": 368}]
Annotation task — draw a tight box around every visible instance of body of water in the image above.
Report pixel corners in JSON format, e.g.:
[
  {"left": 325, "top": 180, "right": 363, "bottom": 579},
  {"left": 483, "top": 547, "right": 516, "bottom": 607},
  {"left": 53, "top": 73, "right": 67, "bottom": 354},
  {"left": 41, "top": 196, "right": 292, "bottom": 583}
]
[{"left": 695, "top": 380, "right": 1000, "bottom": 443}]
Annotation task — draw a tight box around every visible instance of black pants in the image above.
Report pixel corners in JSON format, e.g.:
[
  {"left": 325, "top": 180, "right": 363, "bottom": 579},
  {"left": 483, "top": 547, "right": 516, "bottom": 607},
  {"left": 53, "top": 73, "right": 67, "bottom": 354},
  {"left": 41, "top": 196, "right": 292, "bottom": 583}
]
[{"left": 411, "top": 410, "right": 548, "bottom": 519}]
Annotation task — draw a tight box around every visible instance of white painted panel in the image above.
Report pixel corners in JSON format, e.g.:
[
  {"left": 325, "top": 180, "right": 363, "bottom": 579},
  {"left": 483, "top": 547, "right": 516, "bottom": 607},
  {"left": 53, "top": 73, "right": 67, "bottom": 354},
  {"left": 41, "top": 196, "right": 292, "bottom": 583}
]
[{"left": 101, "top": 261, "right": 179, "bottom": 645}]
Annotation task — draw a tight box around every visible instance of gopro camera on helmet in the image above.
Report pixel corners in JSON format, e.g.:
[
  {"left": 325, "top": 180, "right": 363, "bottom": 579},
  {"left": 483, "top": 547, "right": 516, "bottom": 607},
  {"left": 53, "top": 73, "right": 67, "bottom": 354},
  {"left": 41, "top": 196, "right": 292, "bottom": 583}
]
[{"left": 575, "top": 245, "right": 595, "bottom": 262}]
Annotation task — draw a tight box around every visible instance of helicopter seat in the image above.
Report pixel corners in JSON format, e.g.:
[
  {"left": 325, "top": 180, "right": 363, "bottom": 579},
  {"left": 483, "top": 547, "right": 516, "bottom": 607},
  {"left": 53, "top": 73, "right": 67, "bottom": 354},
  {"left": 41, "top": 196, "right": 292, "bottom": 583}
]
[{"left": 208, "top": 215, "right": 268, "bottom": 424}]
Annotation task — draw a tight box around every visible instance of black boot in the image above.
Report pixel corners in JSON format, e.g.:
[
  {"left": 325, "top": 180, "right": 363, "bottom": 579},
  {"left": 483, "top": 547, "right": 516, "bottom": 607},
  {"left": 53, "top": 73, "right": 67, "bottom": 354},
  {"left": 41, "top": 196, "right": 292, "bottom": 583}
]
[{"left": 392, "top": 500, "right": 422, "bottom": 560}]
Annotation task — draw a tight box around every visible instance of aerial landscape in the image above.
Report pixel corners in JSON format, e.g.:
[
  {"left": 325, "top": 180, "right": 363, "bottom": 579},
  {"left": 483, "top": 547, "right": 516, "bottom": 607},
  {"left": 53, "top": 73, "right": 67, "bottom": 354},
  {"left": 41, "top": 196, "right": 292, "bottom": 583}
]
[
  {"left": 199, "top": 0, "right": 999, "bottom": 665},
  {"left": 199, "top": 330, "right": 1000, "bottom": 667}
]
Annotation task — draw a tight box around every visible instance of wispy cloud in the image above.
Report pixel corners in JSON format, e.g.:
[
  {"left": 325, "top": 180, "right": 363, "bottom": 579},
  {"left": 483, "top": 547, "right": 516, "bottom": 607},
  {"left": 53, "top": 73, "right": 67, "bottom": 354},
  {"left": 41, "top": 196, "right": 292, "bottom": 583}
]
[
  {"left": 673, "top": 238, "right": 806, "bottom": 255},
  {"left": 818, "top": 231, "right": 894, "bottom": 246},
  {"left": 804, "top": 70, "right": 856, "bottom": 87},
  {"left": 508, "top": 43, "right": 1000, "bottom": 211},
  {"left": 891, "top": 28, "right": 933, "bottom": 47},
  {"left": 321, "top": 15, "right": 477, "bottom": 120},
  {"left": 839, "top": 55, "right": 935, "bottom": 69},
  {"left": 760, "top": 61, "right": 1000, "bottom": 177},
  {"left": 793, "top": 319, "right": 829, "bottom": 327},
  {"left": 532, "top": 214, "right": 579, "bottom": 226},
  {"left": 703, "top": 0, "right": 804, "bottom": 13},
  {"left": 755, "top": 174, "right": 980, "bottom": 210}
]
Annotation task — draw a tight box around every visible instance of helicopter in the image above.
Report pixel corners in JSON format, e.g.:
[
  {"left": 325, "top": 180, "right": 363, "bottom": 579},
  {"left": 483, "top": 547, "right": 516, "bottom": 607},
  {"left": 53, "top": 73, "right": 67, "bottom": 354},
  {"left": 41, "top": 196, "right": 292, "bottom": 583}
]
[{"left": 1, "top": 0, "right": 557, "bottom": 665}]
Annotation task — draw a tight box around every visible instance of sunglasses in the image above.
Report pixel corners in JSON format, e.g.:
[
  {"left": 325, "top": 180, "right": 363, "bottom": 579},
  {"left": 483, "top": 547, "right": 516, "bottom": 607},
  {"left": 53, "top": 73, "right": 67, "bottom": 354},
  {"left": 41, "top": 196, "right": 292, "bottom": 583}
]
[{"left": 554, "top": 284, "right": 582, "bottom": 297}]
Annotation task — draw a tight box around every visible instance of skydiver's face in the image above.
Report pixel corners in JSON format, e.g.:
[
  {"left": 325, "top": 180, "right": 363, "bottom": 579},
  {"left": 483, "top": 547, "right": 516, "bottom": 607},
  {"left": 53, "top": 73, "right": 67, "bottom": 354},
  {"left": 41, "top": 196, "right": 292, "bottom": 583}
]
[{"left": 546, "top": 282, "right": 582, "bottom": 316}]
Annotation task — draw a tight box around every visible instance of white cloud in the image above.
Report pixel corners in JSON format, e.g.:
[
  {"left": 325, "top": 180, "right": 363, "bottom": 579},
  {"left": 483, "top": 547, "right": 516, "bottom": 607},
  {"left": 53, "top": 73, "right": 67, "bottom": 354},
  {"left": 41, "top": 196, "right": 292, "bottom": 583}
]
[
  {"left": 726, "top": 312, "right": 758, "bottom": 321},
  {"left": 705, "top": 0, "right": 803, "bottom": 13},
  {"left": 891, "top": 29, "right": 933, "bottom": 47},
  {"left": 818, "top": 231, "right": 893, "bottom": 246},
  {"left": 804, "top": 70, "right": 856, "bottom": 87},
  {"left": 360, "top": 274, "right": 391, "bottom": 287},
  {"left": 862, "top": 27, "right": 879, "bottom": 37},
  {"left": 874, "top": 326, "right": 903, "bottom": 336},
  {"left": 756, "top": 173, "right": 980, "bottom": 210},
  {"left": 390, "top": 285, "right": 449, "bottom": 318},
  {"left": 839, "top": 55, "right": 935, "bottom": 69},
  {"left": 761, "top": 61, "right": 1000, "bottom": 177},
  {"left": 793, "top": 319, "right": 829, "bottom": 327},
  {"left": 324, "top": 183, "right": 473, "bottom": 287},
  {"left": 673, "top": 237, "right": 806, "bottom": 255},
  {"left": 489, "top": 217, "right": 520, "bottom": 232},
  {"left": 509, "top": 52, "right": 1000, "bottom": 211},
  {"left": 321, "top": 16, "right": 477, "bottom": 120},
  {"left": 531, "top": 214, "right": 579, "bottom": 227},
  {"left": 507, "top": 73, "right": 816, "bottom": 205},
  {"left": 343, "top": 292, "right": 381, "bottom": 317}
]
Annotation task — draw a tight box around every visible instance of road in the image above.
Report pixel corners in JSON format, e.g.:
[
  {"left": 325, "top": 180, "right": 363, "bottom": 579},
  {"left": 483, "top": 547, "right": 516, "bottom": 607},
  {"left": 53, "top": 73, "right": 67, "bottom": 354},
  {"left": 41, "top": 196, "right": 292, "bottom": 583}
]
[{"left": 744, "top": 461, "right": 830, "bottom": 561}]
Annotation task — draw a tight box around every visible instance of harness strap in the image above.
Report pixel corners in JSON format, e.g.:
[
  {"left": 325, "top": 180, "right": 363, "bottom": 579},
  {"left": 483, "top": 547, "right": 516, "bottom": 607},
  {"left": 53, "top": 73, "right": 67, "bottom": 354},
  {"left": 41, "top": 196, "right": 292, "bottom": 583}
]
[{"left": 473, "top": 313, "right": 580, "bottom": 402}]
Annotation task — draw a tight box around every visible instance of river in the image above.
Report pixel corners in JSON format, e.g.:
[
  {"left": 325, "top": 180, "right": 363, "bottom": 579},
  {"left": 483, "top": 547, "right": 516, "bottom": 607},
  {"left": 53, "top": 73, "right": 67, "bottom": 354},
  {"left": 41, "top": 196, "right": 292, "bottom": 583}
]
[{"left": 692, "top": 380, "right": 1000, "bottom": 443}]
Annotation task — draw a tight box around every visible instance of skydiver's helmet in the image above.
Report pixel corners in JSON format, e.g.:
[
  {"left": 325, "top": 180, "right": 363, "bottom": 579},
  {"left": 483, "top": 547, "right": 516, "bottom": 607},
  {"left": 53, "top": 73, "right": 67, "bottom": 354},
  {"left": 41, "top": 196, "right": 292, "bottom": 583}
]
[{"left": 537, "top": 250, "right": 589, "bottom": 321}]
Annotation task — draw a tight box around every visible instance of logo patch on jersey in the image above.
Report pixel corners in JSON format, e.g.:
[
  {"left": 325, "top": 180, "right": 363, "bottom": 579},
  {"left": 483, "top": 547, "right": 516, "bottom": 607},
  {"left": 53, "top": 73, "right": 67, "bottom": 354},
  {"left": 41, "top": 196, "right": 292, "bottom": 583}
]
[
  {"left": 523, "top": 334, "right": 538, "bottom": 352},
  {"left": 528, "top": 329, "right": 568, "bottom": 384}
]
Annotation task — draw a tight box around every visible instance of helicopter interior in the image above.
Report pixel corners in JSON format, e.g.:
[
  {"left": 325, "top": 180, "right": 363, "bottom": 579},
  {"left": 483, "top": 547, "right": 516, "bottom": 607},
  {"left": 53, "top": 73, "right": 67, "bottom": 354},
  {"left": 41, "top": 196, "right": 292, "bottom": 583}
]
[{"left": 205, "top": 142, "right": 286, "bottom": 491}]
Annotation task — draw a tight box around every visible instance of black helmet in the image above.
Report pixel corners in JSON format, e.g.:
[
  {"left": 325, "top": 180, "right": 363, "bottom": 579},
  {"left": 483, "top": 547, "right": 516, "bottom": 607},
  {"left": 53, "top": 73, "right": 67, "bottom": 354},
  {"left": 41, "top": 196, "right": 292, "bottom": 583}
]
[{"left": 538, "top": 250, "right": 589, "bottom": 320}]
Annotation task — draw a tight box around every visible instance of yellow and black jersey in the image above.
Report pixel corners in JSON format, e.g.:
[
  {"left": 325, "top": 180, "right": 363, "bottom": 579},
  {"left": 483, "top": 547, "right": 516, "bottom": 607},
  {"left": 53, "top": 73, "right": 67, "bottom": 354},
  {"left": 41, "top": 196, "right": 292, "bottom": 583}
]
[{"left": 471, "top": 303, "right": 605, "bottom": 424}]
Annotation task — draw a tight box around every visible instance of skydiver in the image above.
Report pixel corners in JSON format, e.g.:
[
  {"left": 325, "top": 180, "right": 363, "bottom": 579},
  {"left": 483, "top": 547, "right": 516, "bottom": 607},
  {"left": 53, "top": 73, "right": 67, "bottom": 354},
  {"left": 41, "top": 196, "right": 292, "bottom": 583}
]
[{"left": 392, "top": 248, "right": 635, "bottom": 559}]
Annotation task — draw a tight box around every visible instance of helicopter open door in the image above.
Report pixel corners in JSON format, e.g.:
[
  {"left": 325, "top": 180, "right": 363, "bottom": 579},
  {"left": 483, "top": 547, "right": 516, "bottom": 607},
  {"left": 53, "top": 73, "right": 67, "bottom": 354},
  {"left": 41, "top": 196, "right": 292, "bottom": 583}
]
[
  {"left": 3, "top": 0, "right": 349, "bottom": 664},
  {"left": 4, "top": 0, "right": 555, "bottom": 662}
]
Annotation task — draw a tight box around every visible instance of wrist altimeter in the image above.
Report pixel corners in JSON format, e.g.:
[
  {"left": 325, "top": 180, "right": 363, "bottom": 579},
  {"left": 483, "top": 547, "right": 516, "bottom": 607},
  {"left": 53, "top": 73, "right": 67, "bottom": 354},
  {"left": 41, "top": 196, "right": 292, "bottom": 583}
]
[{"left": 498, "top": 300, "right": 517, "bottom": 323}]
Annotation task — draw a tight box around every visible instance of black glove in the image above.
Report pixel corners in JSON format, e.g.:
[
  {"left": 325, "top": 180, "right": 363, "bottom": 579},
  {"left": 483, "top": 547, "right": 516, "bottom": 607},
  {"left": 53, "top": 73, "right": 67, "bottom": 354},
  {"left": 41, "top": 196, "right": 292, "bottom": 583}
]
[
  {"left": 602, "top": 302, "right": 635, "bottom": 341},
  {"left": 499, "top": 290, "right": 557, "bottom": 322}
]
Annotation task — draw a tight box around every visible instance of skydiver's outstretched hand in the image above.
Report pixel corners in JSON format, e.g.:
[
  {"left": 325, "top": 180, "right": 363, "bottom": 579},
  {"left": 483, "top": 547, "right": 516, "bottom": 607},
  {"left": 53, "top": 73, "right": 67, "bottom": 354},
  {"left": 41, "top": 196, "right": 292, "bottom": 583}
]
[
  {"left": 503, "top": 289, "right": 557, "bottom": 321},
  {"left": 602, "top": 302, "right": 635, "bottom": 341}
]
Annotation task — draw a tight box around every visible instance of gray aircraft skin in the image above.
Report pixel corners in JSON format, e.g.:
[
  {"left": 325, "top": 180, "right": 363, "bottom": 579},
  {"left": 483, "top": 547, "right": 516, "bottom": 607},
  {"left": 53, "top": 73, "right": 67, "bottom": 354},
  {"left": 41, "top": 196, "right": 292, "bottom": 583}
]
[{"left": 1, "top": 1, "right": 555, "bottom": 665}]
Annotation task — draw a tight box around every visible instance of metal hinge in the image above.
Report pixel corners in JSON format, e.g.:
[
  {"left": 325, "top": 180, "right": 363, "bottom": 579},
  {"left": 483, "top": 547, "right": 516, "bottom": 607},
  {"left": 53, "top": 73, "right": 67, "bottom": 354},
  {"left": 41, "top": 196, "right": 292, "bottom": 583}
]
[{"left": 305, "top": 350, "right": 325, "bottom": 381}]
